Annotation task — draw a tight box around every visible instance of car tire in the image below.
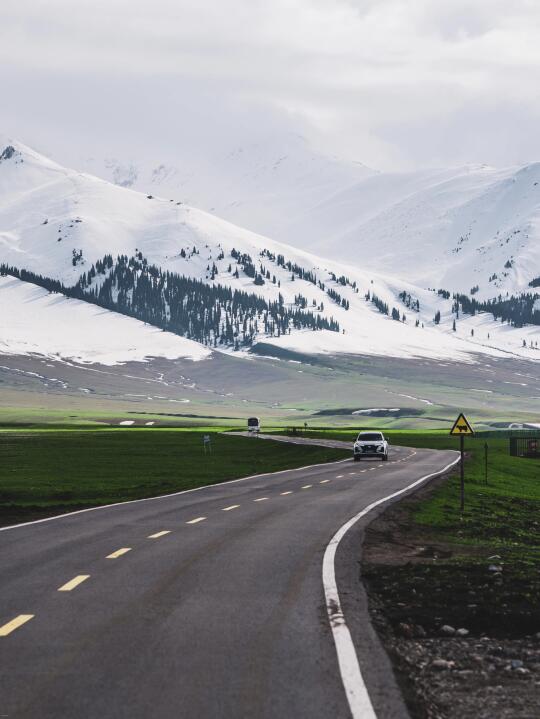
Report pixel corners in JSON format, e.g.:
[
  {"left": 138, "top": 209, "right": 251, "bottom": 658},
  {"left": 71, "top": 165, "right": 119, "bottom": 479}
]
[
  {"left": 354, "top": 455, "right": 360, "bottom": 462},
  {"left": 382, "top": 454, "right": 388, "bottom": 461}
]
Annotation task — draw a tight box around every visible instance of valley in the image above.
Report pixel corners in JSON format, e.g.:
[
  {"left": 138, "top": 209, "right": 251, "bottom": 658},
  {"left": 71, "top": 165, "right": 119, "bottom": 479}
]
[{"left": 1, "top": 345, "right": 538, "bottom": 429}]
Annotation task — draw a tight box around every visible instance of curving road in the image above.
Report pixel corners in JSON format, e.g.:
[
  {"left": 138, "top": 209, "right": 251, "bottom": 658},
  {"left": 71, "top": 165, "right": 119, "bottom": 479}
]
[{"left": 0, "top": 435, "right": 458, "bottom": 719}]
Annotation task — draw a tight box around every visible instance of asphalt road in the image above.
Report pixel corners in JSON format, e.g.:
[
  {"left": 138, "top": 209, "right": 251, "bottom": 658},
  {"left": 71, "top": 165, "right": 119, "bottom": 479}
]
[{"left": 0, "top": 436, "right": 458, "bottom": 719}]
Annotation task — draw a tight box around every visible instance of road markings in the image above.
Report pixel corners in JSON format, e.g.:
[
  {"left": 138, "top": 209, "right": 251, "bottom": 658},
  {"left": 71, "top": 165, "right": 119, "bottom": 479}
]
[
  {"left": 148, "top": 531, "right": 171, "bottom": 539},
  {"left": 58, "top": 575, "right": 90, "bottom": 592},
  {"left": 222, "top": 505, "right": 240, "bottom": 511},
  {"left": 322, "top": 453, "right": 461, "bottom": 719},
  {"left": 301, "top": 484, "right": 312, "bottom": 489},
  {"left": 186, "top": 517, "right": 206, "bottom": 524},
  {"left": 320, "top": 479, "right": 330, "bottom": 484},
  {"left": 254, "top": 497, "right": 268, "bottom": 502},
  {"left": 280, "top": 491, "right": 293, "bottom": 495},
  {"left": 336, "top": 475, "right": 344, "bottom": 478},
  {"left": 106, "top": 548, "right": 132, "bottom": 559},
  {"left": 0, "top": 615, "right": 34, "bottom": 636}
]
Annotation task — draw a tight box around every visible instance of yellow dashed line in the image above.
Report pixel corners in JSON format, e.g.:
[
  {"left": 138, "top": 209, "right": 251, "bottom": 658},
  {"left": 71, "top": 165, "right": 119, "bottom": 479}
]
[
  {"left": 58, "top": 575, "right": 90, "bottom": 592},
  {"left": 186, "top": 517, "right": 206, "bottom": 524},
  {"left": 148, "top": 531, "right": 171, "bottom": 539},
  {"left": 106, "top": 548, "right": 132, "bottom": 559},
  {"left": 0, "top": 615, "right": 34, "bottom": 636},
  {"left": 222, "top": 505, "right": 240, "bottom": 511}
]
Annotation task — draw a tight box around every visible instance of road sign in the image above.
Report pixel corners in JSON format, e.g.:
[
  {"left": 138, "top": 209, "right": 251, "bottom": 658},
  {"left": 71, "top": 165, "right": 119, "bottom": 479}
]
[
  {"left": 449, "top": 413, "right": 474, "bottom": 513},
  {"left": 449, "top": 413, "right": 474, "bottom": 436}
]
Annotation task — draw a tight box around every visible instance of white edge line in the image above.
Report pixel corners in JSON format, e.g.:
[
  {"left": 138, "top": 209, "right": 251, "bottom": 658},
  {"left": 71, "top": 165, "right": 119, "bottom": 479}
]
[
  {"left": 0, "top": 456, "right": 351, "bottom": 532},
  {"left": 322, "top": 453, "right": 461, "bottom": 719}
]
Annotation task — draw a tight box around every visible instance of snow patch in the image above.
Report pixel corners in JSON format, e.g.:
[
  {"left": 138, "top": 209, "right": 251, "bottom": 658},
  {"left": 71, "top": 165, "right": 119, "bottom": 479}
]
[{"left": 352, "top": 408, "right": 400, "bottom": 415}]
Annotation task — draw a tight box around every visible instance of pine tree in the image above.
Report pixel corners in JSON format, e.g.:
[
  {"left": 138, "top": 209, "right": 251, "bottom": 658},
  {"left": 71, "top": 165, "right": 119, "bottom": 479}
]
[{"left": 0, "top": 253, "right": 342, "bottom": 350}]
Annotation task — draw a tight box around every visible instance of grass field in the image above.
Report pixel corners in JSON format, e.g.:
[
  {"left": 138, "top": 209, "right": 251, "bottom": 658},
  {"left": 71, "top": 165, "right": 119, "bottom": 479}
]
[{"left": 0, "top": 429, "right": 348, "bottom": 525}]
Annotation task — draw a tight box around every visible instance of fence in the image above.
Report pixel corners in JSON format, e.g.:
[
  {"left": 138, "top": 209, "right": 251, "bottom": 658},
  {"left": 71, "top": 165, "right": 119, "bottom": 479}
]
[{"left": 509, "top": 436, "right": 540, "bottom": 459}]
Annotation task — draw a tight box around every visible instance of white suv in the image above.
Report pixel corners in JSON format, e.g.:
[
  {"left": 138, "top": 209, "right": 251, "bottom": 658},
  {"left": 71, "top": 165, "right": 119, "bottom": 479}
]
[{"left": 354, "top": 431, "right": 389, "bottom": 461}]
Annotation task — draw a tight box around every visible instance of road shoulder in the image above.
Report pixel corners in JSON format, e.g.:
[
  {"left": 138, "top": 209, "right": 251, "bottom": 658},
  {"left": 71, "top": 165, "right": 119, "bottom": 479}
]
[{"left": 361, "top": 468, "right": 540, "bottom": 718}]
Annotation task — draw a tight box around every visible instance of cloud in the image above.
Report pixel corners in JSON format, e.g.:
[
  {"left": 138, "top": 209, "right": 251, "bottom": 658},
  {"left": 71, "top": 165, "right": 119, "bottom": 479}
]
[{"left": 1, "top": 0, "right": 540, "bottom": 169}]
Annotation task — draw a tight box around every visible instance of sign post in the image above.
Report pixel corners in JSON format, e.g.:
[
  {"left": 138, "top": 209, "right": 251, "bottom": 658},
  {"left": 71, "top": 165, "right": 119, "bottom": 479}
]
[
  {"left": 449, "top": 413, "right": 475, "bottom": 512},
  {"left": 203, "top": 434, "right": 212, "bottom": 454}
]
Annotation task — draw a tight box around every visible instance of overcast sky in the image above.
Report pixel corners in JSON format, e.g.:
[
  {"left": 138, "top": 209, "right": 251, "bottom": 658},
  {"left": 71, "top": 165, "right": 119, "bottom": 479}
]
[{"left": 2, "top": 0, "right": 540, "bottom": 170}]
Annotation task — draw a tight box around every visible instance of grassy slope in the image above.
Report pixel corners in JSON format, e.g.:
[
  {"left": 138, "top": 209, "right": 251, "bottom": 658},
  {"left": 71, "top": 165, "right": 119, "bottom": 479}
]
[{"left": 0, "top": 429, "right": 348, "bottom": 524}]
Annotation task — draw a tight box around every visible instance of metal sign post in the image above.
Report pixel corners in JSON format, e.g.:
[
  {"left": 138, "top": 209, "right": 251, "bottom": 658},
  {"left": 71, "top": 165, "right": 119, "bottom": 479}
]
[{"left": 449, "top": 413, "right": 475, "bottom": 512}]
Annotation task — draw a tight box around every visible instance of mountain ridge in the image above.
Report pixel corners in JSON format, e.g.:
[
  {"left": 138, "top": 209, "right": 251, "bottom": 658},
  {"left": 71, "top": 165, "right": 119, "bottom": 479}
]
[
  {"left": 0, "top": 136, "right": 538, "bottom": 365},
  {"left": 84, "top": 139, "right": 540, "bottom": 302}
]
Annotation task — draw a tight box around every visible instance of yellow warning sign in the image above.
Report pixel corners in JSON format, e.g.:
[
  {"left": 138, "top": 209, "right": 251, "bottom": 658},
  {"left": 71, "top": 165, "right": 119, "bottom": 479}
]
[{"left": 450, "top": 413, "right": 475, "bottom": 436}]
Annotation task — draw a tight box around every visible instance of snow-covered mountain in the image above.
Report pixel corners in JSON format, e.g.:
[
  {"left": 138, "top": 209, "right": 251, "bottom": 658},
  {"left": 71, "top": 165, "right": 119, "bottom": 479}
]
[
  {"left": 82, "top": 136, "right": 540, "bottom": 303},
  {"left": 79, "top": 133, "right": 375, "bottom": 242},
  {"left": 279, "top": 162, "right": 540, "bottom": 300},
  {"left": 0, "top": 135, "right": 538, "bottom": 365}
]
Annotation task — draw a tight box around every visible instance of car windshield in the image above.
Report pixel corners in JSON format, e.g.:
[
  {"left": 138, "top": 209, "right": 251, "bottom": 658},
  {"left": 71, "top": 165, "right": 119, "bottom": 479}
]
[
  {"left": 248, "top": 418, "right": 259, "bottom": 426},
  {"left": 357, "top": 433, "right": 383, "bottom": 441}
]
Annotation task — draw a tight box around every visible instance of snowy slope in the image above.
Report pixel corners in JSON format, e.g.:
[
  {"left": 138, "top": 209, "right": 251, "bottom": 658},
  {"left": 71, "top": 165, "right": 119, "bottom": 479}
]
[
  {"left": 268, "top": 163, "right": 540, "bottom": 300},
  {"left": 0, "top": 135, "right": 538, "bottom": 363},
  {"left": 83, "top": 135, "right": 540, "bottom": 301},
  {"left": 0, "top": 275, "right": 210, "bottom": 365},
  {"left": 80, "top": 133, "right": 375, "bottom": 241}
]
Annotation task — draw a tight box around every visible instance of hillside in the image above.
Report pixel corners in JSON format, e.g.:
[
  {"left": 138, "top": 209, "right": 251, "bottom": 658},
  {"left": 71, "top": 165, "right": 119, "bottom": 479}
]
[
  {"left": 82, "top": 137, "right": 540, "bottom": 304},
  {"left": 0, "top": 136, "right": 538, "bottom": 364},
  {"left": 0, "top": 275, "right": 210, "bottom": 365},
  {"left": 80, "top": 133, "right": 375, "bottom": 242},
  {"left": 282, "top": 163, "right": 540, "bottom": 300}
]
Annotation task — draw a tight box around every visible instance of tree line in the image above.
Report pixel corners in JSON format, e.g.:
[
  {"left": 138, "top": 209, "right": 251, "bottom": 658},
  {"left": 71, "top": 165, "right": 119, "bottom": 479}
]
[{"left": 1, "top": 255, "right": 340, "bottom": 349}]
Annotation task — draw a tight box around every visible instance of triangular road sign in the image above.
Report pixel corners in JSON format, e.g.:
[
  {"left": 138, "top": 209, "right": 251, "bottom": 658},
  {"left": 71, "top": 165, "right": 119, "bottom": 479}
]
[{"left": 450, "top": 413, "right": 475, "bottom": 436}]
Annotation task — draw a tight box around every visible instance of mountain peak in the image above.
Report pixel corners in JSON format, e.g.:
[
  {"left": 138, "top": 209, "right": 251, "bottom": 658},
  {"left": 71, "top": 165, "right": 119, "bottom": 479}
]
[
  {"left": 0, "top": 144, "right": 17, "bottom": 162},
  {"left": 0, "top": 134, "right": 65, "bottom": 173}
]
